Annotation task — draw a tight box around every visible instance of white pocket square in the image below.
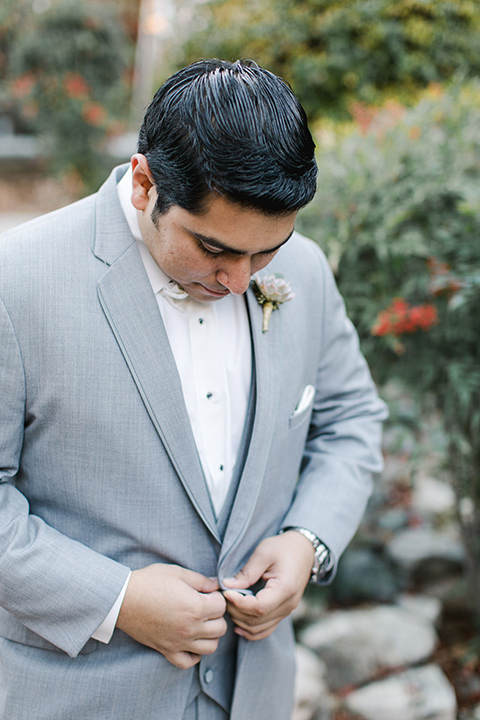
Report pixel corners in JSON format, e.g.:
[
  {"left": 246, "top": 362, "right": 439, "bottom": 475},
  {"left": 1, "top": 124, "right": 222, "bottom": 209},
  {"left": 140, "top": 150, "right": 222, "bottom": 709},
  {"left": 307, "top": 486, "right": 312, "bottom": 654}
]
[{"left": 292, "top": 384, "right": 315, "bottom": 417}]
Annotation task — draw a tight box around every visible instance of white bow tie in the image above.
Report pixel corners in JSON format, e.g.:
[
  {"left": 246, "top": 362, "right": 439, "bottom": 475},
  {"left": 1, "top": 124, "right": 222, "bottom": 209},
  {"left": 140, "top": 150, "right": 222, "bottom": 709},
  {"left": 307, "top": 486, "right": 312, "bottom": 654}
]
[{"left": 160, "top": 282, "right": 190, "bottom": 311}]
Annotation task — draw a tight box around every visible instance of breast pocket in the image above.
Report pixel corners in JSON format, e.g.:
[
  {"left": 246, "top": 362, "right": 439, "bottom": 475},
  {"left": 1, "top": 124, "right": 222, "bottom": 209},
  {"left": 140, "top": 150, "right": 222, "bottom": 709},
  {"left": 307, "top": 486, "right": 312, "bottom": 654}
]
[{"left": 289, "top": 384, "right": 315, "bottom": 429}]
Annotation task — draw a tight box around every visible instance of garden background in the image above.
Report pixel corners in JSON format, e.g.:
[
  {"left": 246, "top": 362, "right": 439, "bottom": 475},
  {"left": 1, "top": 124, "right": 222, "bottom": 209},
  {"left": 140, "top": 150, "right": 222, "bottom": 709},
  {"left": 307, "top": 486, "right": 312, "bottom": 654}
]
[{"left": 1, "top": 1, "right": 479, "bottom": 718}]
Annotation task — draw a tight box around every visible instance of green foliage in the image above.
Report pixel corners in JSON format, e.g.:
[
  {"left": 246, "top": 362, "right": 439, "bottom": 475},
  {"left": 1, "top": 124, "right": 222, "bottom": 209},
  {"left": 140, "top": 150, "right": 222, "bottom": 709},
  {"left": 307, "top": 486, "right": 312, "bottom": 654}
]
[
  {"left": 297, "top": 82, "right": 480, "bottom": 609},
  {"left": 8, "top": 2, "right": 132, "bottom": 192},
  {"left": 179, "top": 0, "right": 480, "bottom": 120}
]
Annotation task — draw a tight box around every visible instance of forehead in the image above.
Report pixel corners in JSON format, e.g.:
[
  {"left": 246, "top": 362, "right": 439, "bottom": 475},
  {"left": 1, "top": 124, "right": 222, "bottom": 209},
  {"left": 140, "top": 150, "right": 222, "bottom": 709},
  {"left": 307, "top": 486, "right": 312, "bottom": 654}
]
[{"left": 164, "top": 194, "right": 297, "bottom": 256}]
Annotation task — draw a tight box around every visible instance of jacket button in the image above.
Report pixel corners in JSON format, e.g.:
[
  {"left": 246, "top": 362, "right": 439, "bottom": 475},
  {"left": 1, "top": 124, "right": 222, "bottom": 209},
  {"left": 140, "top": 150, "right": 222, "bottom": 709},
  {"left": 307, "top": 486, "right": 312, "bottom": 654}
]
[{"left": 204, "top": 669, "right": 214, "bottom": 684}]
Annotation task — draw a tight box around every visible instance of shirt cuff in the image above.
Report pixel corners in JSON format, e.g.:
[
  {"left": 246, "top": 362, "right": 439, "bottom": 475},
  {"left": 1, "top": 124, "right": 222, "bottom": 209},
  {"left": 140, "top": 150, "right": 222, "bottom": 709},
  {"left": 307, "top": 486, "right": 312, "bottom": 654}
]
[{"left": 91, "top": 571, "right": 131, "bottom": 644}]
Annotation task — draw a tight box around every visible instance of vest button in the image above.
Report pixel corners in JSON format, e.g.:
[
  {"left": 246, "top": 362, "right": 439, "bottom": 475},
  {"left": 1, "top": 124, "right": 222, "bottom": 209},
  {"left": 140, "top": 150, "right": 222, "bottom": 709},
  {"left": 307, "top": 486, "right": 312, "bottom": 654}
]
[{"left": 204, "top": 669, "right": 214, "bottom": 684}]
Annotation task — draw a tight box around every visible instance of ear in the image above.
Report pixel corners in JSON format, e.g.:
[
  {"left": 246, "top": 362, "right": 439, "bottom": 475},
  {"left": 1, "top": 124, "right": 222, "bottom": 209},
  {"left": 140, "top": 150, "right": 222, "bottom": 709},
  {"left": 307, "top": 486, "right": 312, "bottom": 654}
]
[{"left": 131, "top": 153, "right": 156, "bottom": 211}]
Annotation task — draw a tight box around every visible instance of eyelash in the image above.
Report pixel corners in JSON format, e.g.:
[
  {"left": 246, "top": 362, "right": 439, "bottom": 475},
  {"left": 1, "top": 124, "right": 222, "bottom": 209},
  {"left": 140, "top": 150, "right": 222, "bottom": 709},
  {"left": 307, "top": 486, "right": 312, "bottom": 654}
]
[
  {"left": 199, "top": 243, "right": 224, "bottom": 257},
  {"left": 198, "top": 241, "right": 276, "bottom": 259}
]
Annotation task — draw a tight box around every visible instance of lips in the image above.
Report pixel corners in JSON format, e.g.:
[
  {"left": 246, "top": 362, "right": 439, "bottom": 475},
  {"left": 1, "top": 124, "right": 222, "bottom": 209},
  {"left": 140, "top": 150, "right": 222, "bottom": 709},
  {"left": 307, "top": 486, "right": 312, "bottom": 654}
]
[{"left": 200, "top": 285, "right": 230, "bottom": 297}]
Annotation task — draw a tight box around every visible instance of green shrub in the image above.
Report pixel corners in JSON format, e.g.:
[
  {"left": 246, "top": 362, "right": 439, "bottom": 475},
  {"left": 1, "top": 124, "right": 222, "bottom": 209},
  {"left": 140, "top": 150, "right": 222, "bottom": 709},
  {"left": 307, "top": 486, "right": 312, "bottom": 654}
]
[
  {"left": 9, "top": 1, "right": 132, "bottom": 192},
  {"left": 297, "top": 80, "right": 480, "bottom": 620},
  {"left": 178, "top": 0, "right": 480, "bottom": 121}
]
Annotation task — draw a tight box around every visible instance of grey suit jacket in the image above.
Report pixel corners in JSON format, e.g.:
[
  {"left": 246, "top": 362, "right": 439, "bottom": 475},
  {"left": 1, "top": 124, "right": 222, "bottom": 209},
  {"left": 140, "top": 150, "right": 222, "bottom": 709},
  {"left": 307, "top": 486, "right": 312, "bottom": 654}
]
[{"left": 0, "top": 165, "right": 386, "bottom": 719}]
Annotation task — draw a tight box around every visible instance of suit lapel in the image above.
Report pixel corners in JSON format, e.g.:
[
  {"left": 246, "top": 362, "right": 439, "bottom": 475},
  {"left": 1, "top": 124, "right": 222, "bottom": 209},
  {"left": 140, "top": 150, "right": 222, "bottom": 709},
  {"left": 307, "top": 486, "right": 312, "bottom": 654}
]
[
  {"left": 219, "top": 286, "right": 283, "bottom": 560},
  {"left": 93, "top": 170, "right": 218, "bottom": 538}
]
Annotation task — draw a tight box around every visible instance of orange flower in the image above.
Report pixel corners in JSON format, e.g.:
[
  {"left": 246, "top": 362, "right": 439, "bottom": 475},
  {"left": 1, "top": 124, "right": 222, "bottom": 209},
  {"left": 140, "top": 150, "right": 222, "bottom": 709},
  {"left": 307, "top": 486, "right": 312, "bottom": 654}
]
[
  {"left": 12, "top": 73, "right": 35, "bottom": 99},
  {"left": 64, "top": 73, "right": 90, "bottom": 99},
  {"left": 82, "top": 102, "right": 107, "bottom": 127},
  {"left": 372, "top": 298, "right": 438, "bottom": 338}
]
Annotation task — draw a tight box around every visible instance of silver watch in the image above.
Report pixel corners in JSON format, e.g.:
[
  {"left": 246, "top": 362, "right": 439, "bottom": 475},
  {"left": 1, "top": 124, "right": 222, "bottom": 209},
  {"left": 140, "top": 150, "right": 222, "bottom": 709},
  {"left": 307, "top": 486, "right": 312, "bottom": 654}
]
[{"left": 280, "top": 526, "right": 333, "bottom": 582}]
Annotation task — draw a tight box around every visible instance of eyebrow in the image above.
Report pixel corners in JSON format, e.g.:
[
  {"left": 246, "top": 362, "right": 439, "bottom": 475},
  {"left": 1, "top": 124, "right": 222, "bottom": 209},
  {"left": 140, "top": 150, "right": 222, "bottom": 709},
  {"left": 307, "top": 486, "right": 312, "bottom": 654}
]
[{"left": 190, "top": 229, "right": 295, "bottom": 256}]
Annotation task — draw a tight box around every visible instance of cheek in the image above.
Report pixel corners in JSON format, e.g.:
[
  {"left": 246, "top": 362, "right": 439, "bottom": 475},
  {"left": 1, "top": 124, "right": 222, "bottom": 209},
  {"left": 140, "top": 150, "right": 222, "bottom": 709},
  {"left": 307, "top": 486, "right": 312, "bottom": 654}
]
[{"left": 251, "top": 254, "right": 277, "bottom": 274}]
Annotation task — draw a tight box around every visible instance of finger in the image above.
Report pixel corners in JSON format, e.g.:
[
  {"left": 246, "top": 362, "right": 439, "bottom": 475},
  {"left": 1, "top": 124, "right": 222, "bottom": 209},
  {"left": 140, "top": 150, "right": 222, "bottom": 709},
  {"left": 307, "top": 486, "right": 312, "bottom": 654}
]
[
  {"left": 226, "top": 600, "right": 286, "bottom": 629},
  {"left": 222, "top": 548, "right": 270, "bottom": 591},
  {"left": 224, "top": 583, "right": 284, "bottom": 620},
  {"left": 199, "top": 590, "right": 227, "bottom": 620},
  {"left": 234, "top": 623, "right": 280, "bottom": 642},
  {"left": 189, "top": 636, "right": 222, "bottom": 656},
  {"left": 180, "top": 568, "right": 221, "bottom": 594},
  {"left": 164, "top": 651, "right": 202, "bottom": 669},
  {"left": 232, "top": 613, "right": 286, "bottom": 634},
  {"left": 194, "top": 617, "right": 228, "bottom": 641}
]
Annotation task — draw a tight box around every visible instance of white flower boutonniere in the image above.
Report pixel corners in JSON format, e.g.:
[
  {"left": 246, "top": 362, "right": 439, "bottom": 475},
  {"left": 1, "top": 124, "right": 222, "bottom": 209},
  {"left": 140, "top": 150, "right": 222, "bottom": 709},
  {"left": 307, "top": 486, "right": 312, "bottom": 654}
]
[{"left": 251, "top": 273, "right": 295, "bottom": 333}]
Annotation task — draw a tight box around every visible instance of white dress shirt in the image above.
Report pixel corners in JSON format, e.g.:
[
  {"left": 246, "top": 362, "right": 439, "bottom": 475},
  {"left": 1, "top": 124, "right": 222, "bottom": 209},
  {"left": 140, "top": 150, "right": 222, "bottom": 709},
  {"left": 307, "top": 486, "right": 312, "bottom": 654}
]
[{"left": 93, "top": 167, "right": 252, "bottom": 642}]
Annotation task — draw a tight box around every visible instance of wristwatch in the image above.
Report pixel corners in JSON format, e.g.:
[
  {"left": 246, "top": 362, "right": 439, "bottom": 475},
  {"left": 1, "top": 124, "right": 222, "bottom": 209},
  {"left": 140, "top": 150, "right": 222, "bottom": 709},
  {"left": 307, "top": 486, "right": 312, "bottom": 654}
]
[{"left": 280, "top": 526, "right": 333, "bottom": 582}]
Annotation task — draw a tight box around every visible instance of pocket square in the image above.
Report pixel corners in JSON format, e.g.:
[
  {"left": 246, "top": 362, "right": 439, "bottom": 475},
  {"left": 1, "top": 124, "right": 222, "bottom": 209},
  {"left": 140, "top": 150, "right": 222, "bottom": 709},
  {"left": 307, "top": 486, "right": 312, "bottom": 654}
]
[{"left": 292, "top": 384, "right": 315, "bottom": 417}]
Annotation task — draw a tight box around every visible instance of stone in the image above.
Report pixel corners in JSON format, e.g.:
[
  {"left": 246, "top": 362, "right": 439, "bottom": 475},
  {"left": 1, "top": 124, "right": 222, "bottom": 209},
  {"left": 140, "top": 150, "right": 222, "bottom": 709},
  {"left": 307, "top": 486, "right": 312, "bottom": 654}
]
[
  {"left": 412, "top": 474, "right": 456, "bottom": 516},
  {"left": 292, "top": 588, "right": 329, "bottom": 626},
  {"left": 331, "top": 547, "right": 402, "bottom": 605},
  {"left": 299, "top": 605, "right": 437, "bottom": 690},
  {"left": 381, "top": 454, "right": 411, "bottom": 484},
  {"left": 398, "top": 593, "right": 442, "bottom": 626},
  {"left": 387, "top": 527, "right": 465, "bottom": 585},
  {"left": 344, "top": 664, "right": 457, "bottom": 720},
  {"left": 376, "top": 507, "right": 409, "bottom": 533},
  {"left": 293, "top": 644, "right": 331, "bottom": 720}
]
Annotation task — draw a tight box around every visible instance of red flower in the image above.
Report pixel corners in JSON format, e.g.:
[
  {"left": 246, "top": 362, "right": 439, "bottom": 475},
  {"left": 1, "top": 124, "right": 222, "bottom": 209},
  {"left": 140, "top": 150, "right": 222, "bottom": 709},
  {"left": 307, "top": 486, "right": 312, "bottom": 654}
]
[
  {"left": 82, "top": 102, "right": 107, "bottom": 127},
  {"left": 12, "top": 73, "right": 35, "bottom": 99},
  {"left": 64, "top": 73, "right": 90, "bottom": 99},
  {"left": 372, "top": 298, "right": 438, "bottom": 338}
]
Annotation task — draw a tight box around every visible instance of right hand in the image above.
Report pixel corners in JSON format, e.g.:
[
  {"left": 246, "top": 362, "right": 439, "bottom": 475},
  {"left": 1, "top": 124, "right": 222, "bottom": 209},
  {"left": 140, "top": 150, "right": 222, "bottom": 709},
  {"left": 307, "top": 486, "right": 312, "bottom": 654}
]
[{"left": 116, "top": 564, "right": 227, "bottom": 669}]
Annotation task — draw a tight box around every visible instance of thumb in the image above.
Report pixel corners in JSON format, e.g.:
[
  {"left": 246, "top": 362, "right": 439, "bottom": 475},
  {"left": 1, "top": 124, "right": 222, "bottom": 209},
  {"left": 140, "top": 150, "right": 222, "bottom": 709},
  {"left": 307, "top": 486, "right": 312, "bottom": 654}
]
[{"left": 223, "top": 551, "right": 268, "bottom": 591}]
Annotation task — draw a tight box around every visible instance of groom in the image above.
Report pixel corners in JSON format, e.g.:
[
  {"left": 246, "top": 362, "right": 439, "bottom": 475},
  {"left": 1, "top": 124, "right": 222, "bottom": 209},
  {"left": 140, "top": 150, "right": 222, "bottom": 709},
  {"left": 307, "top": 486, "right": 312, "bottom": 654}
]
[{"left": 0, "top": 59, "right": 386, "bottom": 719}]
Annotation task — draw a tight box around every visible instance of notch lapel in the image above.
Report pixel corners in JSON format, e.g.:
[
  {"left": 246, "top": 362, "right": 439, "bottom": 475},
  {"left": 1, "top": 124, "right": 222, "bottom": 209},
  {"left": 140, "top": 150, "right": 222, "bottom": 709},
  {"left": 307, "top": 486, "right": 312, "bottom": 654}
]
[{"left": 93, "top": 174, "right": 218, "bottom": 538}]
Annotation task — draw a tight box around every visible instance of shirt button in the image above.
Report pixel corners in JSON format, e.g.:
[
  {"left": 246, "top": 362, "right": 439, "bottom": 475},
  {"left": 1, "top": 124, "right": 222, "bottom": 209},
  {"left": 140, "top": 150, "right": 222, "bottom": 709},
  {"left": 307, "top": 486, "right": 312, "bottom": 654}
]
[
  {"left": 204, "top": 669, "right": 214, "bottom": 684},
  {"left": 206, "top": 392, "right": 213, "bottom": 399},
  {"left": 198, "top": 318, "right": 204, "bottom": 324}
]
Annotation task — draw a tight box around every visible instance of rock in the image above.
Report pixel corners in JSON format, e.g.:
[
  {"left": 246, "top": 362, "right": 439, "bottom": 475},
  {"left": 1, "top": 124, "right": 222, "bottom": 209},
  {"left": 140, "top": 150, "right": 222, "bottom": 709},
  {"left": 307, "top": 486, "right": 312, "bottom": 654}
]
[
  {"left": 293, "top": 644, "right": 331, "bottom": 720},
  {"left": 292, "top": 589, "right": 329, "bottom": 626},
  {"left": 412, "top": 474, "right": 456, "bottom": 516},
  {"left": 331, "top": 547, "right": 402, "bottom": 605},
  {"left": 387, "top": 527, "right": 465, "bottom": 585},
  {"left": 376, "top": 507, "right": 410, "bottom": 533},
  {"left": 344, "top": 664, "right": 457, "bottom": 720},
  {"left": 299, "top": 605, "right": 437, "bottom": 690},
  {"left": 382, "top": 454, "right": 411, "bottom": 484},
  {"left": 398, "top": 593, "right": 442, "bottom": 626}
]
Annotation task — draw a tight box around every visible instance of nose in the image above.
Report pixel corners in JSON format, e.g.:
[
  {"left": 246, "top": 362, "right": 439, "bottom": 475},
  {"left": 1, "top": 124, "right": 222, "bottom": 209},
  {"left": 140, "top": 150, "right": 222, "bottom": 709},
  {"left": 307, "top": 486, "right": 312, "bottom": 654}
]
[{"left": 216, "top": 256, "right": 252, "bottom": 295}]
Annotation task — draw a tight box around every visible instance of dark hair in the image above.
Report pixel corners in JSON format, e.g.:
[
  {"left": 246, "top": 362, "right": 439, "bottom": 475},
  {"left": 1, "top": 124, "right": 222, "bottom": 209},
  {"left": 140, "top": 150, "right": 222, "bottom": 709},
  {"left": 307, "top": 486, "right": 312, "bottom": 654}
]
[{"left": 137, "top": 59, "right": 317, "bottom": 217}]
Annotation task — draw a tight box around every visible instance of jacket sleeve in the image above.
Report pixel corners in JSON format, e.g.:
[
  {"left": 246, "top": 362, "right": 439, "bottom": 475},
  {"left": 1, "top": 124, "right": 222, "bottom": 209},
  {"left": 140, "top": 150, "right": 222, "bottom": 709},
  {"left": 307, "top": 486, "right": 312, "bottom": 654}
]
[
  {"left": 0, "top": 294, "right": 130, "bottom": 658},
  {"left": 281, "top": 244, "right": 388, "bottom": 573}
]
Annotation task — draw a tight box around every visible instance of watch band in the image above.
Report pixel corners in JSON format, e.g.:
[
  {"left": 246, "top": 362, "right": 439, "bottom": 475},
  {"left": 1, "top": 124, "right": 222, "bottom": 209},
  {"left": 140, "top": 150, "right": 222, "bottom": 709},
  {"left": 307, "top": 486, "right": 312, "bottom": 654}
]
[{"left": 280, "top": 526, "right": 333, "bottom": 582}]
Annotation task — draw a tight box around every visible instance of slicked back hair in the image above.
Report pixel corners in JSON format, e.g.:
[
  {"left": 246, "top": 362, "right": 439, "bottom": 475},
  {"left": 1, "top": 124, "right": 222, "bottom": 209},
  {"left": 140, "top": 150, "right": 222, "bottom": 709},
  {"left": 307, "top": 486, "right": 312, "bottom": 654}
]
[{"left": 137, "top": 59, "right": 317, "bottom": 217}]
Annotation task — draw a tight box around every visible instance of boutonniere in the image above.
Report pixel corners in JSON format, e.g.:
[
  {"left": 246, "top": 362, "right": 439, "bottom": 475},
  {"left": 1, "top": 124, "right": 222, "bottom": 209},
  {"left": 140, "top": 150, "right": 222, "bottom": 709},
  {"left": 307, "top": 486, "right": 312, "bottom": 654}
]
[{"left": 251, "top": 273, "right": 295, "bottom": 333}]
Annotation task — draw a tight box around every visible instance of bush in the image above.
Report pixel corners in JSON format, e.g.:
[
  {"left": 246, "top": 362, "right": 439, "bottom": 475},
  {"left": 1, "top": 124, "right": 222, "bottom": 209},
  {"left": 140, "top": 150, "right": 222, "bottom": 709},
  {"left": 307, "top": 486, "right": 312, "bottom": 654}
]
[
  {"left": 297, "top": 80, "right": 480, "bottom": 621},
  {"left": 178, "top": 0, "right": 480, "bottom": 121},
  {"left": 9, "top": 1, "right": 132, "bottom": 192}
]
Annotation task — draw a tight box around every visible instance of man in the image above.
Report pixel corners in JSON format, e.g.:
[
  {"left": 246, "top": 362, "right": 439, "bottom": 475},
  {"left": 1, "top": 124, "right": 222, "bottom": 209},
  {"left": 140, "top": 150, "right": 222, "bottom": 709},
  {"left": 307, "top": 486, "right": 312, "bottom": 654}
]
[{"left": 0, "top": 59, "right": 386, "bottom": 719}]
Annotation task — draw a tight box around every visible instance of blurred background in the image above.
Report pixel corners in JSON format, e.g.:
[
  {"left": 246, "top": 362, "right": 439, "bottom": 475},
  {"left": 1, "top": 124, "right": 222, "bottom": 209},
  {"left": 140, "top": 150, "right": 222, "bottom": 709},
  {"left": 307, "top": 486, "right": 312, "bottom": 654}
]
[{"left": 1, "top": 1, "right": 480, "bottom": 718}]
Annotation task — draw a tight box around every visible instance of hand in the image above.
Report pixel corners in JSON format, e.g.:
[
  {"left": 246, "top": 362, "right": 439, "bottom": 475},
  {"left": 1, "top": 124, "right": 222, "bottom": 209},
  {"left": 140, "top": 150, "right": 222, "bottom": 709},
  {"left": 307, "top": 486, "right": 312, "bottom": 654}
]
[
  {"left": 116, "top": 564, "right": 227, "bottom": 669},
  {"left": 222, "top": 531, "right": 314, "bottom": 641}
]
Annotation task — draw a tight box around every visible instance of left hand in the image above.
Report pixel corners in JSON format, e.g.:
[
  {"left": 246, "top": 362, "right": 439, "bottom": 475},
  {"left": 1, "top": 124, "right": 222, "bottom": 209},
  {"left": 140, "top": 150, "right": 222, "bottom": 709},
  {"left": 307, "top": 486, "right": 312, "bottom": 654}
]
[{"left": 222, "top": 531, "right": 314, "bottom": 641}]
